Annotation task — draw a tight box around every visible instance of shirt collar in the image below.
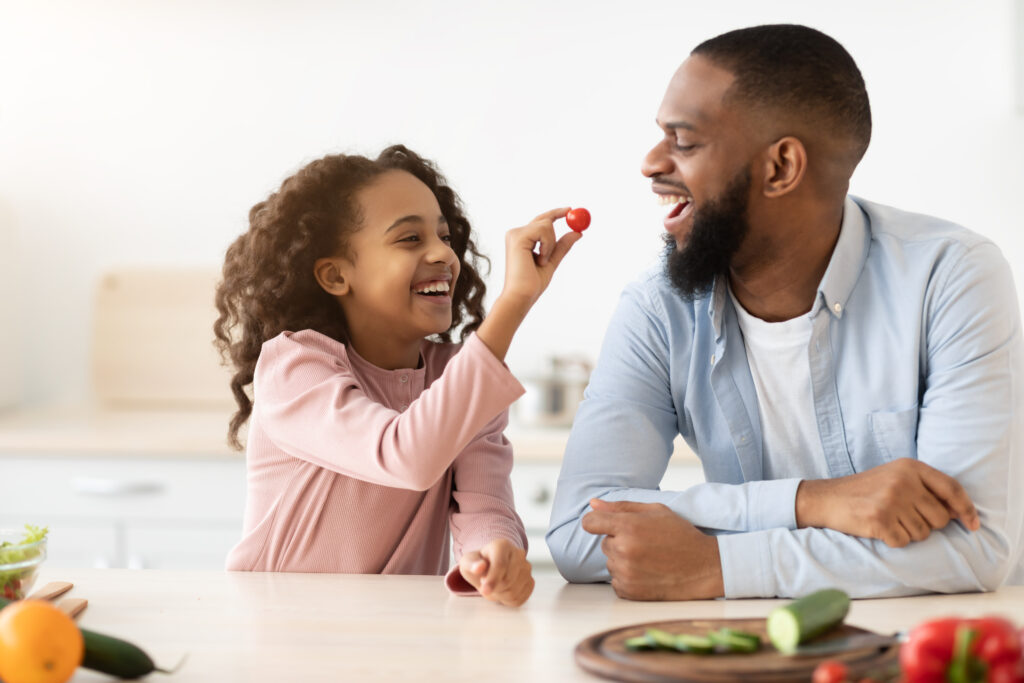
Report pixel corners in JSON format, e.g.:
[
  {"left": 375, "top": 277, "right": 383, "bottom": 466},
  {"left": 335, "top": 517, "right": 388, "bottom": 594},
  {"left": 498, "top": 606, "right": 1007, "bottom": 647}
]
[
  {"left": 814, "top": 195, "right": 871, "bottom": 320},
  {"left": 708, "top": 195, "right": 871, "bottom": 337},
  {"left": 344, "top": 340, "right": 428, "bottom": 379}
]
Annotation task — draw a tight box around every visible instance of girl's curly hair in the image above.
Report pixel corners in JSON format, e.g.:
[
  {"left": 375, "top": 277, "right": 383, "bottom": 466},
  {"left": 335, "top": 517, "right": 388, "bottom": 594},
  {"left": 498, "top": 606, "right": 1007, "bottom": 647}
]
[{"left": 213, "top": 145, "right": 489, "bottom": 450}]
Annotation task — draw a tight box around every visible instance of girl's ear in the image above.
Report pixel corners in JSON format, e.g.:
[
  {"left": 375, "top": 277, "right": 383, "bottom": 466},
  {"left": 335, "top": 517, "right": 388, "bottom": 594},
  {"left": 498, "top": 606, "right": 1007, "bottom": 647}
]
[{"left": 313, "top": 257, "right": 351, "bottom": 296}]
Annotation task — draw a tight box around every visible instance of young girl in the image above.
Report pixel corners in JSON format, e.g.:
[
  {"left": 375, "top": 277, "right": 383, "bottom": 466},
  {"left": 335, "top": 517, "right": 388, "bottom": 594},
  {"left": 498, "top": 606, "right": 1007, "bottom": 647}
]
[{"left": 215, "top": 145, "right": 582, "bottom": 606}]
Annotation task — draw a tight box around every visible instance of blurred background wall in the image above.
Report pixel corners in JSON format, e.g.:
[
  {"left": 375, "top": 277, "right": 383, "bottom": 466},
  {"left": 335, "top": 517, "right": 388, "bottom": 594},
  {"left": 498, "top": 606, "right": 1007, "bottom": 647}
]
[{"left": 2, "top": 0, "right": 1022, "bottom": 405}]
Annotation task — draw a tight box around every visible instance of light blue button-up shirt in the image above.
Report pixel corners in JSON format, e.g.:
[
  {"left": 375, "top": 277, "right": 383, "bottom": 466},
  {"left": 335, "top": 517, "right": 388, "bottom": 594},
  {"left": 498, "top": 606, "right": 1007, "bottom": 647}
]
[{"left": 546, "top": 196, "right": 1024, "bottom": 598}]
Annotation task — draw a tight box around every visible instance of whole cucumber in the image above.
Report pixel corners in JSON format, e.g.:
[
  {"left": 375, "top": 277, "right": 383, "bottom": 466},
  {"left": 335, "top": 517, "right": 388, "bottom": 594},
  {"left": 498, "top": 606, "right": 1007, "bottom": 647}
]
[
  {"left": 766, "top": 588, "right": 851, "bottom": 654},
  {"left": 80, "top": 629, "right": 158, "bottom": 678},
  {"left": 0, "top": 596, "right": 159, "bottom": 678}
]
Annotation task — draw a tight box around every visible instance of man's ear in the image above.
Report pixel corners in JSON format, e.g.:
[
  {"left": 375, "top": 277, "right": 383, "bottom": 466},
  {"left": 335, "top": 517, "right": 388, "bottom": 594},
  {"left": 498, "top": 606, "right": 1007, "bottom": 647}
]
[
  {"left": 313, "top": 257, "right": 351, "bottom": 296},
  {"left": 761, "top": 136, "right": 807, "bottom": 198}
]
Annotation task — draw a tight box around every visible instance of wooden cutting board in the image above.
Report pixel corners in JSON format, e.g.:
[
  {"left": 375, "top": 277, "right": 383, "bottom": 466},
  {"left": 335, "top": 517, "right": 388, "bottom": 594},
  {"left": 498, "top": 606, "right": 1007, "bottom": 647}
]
[{"left": 575, "top": 617, "right": 900, "bottom": 682}]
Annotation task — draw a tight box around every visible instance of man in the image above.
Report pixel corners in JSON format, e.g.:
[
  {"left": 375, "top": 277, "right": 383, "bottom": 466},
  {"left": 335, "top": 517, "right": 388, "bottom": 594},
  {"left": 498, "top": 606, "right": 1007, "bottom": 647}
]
[{"left": 546, "top": 24, "right": 1023, "bottom": 599}]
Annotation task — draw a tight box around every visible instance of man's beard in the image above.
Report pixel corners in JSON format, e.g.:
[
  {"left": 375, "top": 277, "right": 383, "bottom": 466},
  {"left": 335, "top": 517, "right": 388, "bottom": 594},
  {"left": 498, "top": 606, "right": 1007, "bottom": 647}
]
[{"left": 664, "top": 167, "right": 751, "bottom": 300}]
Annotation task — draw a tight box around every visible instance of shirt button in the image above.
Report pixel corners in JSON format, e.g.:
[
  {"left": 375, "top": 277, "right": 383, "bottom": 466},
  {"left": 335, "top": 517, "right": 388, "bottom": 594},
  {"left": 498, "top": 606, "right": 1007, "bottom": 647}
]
[
  {"left": 833, "top": 302, "right": 842, "bottom": 313},
  {"left": 399, "top": 403, "right": 408, "bottom": 410},
  {"left": 710, "top": 354, "right": 715, "bottom": 366},
  {"left": 400, "top": 375, "right": 409, "bottom": 383}
]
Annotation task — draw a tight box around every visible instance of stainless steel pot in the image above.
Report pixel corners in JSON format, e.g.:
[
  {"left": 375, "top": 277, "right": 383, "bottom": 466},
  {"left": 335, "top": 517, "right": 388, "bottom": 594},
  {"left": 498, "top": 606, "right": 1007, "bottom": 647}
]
[{"left": 514, "top": 355, "right": 593, "bottom": 428}]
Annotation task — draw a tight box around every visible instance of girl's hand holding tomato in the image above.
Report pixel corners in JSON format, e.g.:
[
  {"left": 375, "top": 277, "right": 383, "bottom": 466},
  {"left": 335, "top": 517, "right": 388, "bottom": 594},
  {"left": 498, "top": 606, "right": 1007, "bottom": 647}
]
[
  {"left": 457, "top": 538, "right": 535, "bottom": 607},
  {"left": 498, "top": 207, "right": 583, "bottom": 310},
  {"left": 476, "top": 207, "right": 584, "bottom": 361}
]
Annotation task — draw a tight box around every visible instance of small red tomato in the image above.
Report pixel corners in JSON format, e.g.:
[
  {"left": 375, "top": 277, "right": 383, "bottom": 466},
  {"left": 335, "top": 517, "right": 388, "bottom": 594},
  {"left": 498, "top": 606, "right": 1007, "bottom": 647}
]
[
  {"left": 566, "top": 207, "right": 591, "bottom": 232},
  {"left": 812, "top": 659, "right": 850, "bottom": 683}
]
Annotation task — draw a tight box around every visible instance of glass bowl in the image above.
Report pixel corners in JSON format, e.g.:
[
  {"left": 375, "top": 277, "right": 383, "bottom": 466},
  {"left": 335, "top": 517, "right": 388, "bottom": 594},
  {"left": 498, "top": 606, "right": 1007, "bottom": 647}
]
[{"left": 0, "top": 530, "right": 47, "bottom": 601}]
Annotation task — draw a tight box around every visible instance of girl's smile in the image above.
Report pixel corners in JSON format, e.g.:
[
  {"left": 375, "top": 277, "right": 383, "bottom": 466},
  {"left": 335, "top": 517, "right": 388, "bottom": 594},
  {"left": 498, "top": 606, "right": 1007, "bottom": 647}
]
[{"left": 412, "top": 274, "right": 453, "bottom": 305}]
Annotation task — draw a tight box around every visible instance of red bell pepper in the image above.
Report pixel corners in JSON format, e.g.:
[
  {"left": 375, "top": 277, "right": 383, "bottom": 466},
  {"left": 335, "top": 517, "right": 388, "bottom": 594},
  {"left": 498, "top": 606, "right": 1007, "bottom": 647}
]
[
  {"left": 989, "top": 659, "right": 1024, "bottom": 683},
  {"left": 901, "top": 617, "right": 962, "bottom": 682},
  {"left": 974, "top": 618, "right": 1023, "bottom": 670},
  {"left": 902, "top": 617, "right": 1024, "bottom": 683}
]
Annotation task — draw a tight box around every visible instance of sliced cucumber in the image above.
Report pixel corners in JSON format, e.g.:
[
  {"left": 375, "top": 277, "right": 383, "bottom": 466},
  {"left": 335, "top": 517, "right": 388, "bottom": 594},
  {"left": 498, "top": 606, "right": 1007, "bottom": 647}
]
[
  {"left": 766, "top": 588, "right": 851, "bottom": 654},
  {"left": 674, "top": 633, "right": 715, "bottom": 654},
  {"left": 709, "top": 628, "right": 761, "bottom": 653},
  {"left": 645, "top": 628, "right": 680, "bottom": 650},
  {"left": 624, "top": 634, "right": 657, "bottom": 651}
]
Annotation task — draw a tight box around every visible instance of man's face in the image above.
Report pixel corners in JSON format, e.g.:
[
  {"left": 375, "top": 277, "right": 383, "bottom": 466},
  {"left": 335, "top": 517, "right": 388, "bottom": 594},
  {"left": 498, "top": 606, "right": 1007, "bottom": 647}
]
[{"left": 641, "top": 55, "right": 757, "bottom": 299}]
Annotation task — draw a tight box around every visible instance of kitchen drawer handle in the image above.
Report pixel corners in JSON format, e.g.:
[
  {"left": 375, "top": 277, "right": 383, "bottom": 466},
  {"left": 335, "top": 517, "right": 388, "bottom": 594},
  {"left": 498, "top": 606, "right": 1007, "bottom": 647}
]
[{"left": 72, "top": 477, "right": 166, "bottom": 496}]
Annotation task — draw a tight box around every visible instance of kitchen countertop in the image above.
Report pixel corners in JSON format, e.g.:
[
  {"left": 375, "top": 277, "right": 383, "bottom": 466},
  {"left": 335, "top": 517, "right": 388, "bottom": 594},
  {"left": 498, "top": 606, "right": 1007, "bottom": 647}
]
[{"left": 39, "top": 568, "right": 1024, "bottom": 682}]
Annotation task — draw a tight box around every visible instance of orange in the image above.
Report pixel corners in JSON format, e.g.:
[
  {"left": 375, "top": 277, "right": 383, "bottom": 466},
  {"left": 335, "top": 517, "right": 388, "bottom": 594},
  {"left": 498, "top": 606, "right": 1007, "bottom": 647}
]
[{"left": 0, "top": 600, "right": 83, "bottom": 683}]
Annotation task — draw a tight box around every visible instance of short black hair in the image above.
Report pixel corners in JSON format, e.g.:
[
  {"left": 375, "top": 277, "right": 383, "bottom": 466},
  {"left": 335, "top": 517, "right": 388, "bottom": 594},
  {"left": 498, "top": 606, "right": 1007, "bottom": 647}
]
[{"left": 692, "top": 24, "right": 871, "bottom": 162}]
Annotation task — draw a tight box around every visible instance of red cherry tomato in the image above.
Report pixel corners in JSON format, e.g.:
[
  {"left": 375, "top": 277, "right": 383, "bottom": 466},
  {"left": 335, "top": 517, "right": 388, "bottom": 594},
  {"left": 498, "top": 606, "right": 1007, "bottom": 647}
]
[
  {"left": 812, "top": 659, "right": 849, "bottom": 683},
  {"left": 566, "top": 207, "right": 591, "bottom": 232}
]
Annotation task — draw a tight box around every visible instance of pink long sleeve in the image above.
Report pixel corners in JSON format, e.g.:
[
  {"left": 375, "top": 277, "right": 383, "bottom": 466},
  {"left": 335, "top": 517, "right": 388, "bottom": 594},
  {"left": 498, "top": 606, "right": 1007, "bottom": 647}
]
[
  {"left": 256, "top": 330, "right": 524, "bottom": 490},
  {"left": 443, "top": 409, "right": 529, "bottom": 594},
  {"left": 225, "top": 329, "right": 528, "bottom": 586}
]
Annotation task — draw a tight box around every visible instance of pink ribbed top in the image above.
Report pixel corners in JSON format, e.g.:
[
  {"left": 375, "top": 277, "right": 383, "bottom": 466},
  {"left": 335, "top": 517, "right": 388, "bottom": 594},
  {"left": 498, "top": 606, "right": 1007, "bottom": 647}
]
[{"left": 225, "top": 329, "right": 528, "bottom": 592}]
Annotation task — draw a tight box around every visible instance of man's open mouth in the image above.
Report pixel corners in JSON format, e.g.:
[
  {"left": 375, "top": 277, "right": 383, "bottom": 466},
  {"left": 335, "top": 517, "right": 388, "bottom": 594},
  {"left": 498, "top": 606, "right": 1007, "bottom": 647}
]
[{"left": 657, "top": 193, "right": 693, "bottom": 219}]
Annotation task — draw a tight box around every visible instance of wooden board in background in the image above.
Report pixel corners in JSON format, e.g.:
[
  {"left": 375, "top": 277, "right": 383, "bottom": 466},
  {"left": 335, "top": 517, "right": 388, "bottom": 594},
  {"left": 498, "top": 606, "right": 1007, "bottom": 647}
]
[{"left": 91, "top": 268, "right": 235, "bottom": 409}]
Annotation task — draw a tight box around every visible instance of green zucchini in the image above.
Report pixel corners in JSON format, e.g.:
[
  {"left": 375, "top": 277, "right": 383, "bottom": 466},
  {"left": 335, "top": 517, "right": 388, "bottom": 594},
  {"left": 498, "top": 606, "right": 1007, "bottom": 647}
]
[
  {"left": 0, "top": 596, "right": 164, "bottom": 678},
  {"left": 766, "top": 588, "right": 851, "bottom": 654}
]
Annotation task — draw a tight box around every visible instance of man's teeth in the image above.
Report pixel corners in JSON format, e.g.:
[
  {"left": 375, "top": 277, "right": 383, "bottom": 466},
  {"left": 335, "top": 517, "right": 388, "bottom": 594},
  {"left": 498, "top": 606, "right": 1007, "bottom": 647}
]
[
  {"left": 414, "top": 281, "right": 450, "bottom": 294},
  {"left": 656, "top": 194, "right": 691, "bottom": 206}
]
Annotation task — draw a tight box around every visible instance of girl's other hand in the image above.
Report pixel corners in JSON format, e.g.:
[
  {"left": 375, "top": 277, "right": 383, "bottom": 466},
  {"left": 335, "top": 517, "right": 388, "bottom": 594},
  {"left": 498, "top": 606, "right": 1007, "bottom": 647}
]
[
  {"left": 457, "top": 538, "right": 535, "bottom": 607},
  {"left": 499, "top": 207, "right": 583, "bottom": 310}
]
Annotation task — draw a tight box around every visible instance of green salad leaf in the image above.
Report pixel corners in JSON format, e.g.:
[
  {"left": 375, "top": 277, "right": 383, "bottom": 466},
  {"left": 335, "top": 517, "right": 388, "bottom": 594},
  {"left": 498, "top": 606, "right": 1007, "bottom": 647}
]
[{"left": 0, "top": 525, "right": 48, "bottom": 597}]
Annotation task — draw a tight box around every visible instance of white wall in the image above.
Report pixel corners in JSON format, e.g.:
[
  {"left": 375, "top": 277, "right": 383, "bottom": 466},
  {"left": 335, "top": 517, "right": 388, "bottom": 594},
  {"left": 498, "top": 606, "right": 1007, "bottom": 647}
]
[{"left": 2, "top": 0, "right": 1022, "bottom": 404}]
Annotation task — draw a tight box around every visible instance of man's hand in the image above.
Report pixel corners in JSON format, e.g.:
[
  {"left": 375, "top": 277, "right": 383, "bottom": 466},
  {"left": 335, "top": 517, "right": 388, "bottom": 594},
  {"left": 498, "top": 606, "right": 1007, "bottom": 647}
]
[
  {"left": 457, "top": 538, "right": 534, "bottom": 607},
  {"left": 796, "top": 458, "right": 981, "bottom": 547},
  {"left": 581, "top": 499, "right": 724, "bottom": 601}
]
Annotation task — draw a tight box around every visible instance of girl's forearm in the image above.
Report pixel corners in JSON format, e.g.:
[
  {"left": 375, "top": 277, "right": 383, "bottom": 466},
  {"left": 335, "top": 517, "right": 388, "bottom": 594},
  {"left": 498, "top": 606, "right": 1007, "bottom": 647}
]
[{"left": 475, "top": 294, "right": 533, "bottom": 362}]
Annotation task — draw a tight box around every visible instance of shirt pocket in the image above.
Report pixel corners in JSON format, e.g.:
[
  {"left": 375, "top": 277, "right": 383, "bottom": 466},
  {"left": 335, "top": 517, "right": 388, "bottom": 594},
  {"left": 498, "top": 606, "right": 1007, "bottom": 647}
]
[{"left": 868, "top": 407, "right": 919, "bottom": 462}]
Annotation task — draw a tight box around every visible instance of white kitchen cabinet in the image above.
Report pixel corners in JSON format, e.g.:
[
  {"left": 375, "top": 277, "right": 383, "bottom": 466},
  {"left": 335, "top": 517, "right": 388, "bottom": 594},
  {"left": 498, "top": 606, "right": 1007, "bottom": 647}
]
[
  {"left": 0, "top": 453, "right": 246, "bottom": 570},
  {"left": 123, "top": 523, "right": 245, "bottom": 570}
]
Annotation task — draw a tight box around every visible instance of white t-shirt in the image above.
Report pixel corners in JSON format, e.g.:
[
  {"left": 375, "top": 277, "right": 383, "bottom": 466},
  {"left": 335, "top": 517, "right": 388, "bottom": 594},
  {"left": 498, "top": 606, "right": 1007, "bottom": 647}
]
[{"left": 729, "top": 288, "right": 829, "bottom": 481}]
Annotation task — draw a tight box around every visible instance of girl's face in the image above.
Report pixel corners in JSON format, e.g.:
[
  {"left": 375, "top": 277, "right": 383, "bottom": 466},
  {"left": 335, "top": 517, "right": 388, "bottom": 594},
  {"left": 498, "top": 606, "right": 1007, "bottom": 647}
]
[{"left": 333, "top": 170, "right": 461, "bottom": 358}]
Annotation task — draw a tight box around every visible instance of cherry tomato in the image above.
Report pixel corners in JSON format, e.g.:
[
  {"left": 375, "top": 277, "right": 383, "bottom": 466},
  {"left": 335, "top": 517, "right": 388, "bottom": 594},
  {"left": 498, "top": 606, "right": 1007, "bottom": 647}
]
[
  {"left": 812, "top": 659, "right": 850, "bottom": 683},
  {"left": 566, "top": 207, "right": 591, "bottom": 232}
]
